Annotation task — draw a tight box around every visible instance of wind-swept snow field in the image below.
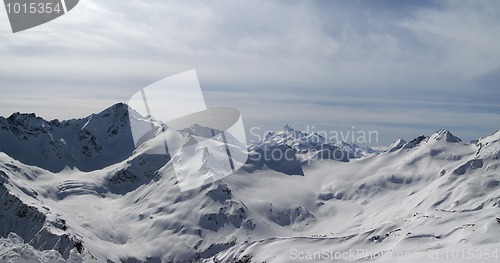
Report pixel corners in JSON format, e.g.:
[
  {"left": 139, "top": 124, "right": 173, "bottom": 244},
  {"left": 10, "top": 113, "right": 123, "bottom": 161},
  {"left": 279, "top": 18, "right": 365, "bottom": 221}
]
[{"left": 0, "top": 104, "right": 499, "bottom": 262}]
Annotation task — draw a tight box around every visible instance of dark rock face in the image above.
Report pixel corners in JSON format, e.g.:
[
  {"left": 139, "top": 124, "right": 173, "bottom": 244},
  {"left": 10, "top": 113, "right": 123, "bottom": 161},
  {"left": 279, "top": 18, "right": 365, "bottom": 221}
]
[{"left": 0, "top": 180, "right": 83, "bottom": 259}]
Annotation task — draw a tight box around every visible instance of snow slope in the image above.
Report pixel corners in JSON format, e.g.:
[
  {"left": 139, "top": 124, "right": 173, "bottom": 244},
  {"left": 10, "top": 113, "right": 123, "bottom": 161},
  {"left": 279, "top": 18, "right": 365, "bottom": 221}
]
[{"left": 0, "top": 104, "right": 499, "bottom": 263}]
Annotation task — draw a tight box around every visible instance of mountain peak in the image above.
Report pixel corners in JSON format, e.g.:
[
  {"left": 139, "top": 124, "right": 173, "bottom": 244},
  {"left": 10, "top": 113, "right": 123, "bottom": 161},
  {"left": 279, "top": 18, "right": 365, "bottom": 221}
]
[
  {"left": 7, "top": 112, "right": 37, "bottom": 119},
  {"left": 6, "top": 112, "right": 44, "bottom": 124},
  {"left": 3, "top": 112, "right": 49, "bottom": 132},
  {"left": 388, "top": 138, "right": 407, "bottom": 152},
  {"left": 184, "top": 123, "right": 218, "bottom": 138},
  {"left": 95, "top": 102, "right": 129, "bottom": 118},
  {"left": 431, "top": 129, "right": 461, "bottom": 143},
  {"left": 403, "top": 135, "right": 429, "bottom": 150}
]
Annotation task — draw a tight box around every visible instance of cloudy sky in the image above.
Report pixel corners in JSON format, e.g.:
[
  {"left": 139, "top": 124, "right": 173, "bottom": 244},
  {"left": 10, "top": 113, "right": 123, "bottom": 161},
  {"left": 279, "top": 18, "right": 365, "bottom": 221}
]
[{"left": 1, "top": 0, "right": 499, "bottom": 145}]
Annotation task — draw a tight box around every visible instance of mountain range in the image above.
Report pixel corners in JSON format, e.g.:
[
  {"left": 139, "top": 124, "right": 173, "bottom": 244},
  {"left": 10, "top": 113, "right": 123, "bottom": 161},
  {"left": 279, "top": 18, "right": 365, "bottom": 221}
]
[{"left": 0, "top": 103, "right": 499, "bottom": 262}]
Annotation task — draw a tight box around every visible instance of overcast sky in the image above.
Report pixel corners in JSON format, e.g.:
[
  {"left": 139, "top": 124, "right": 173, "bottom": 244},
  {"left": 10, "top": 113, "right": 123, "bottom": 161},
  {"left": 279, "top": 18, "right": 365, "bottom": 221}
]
[{"left": 1, "top": 0, "right": 499, "bottom": 145}]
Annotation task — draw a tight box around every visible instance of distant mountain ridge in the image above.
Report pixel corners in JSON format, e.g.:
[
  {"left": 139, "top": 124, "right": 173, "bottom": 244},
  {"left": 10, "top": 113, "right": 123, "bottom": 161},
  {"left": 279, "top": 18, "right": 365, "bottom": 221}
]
[{"left": 249, "top": 124, "right": 374, "bottom": 158}]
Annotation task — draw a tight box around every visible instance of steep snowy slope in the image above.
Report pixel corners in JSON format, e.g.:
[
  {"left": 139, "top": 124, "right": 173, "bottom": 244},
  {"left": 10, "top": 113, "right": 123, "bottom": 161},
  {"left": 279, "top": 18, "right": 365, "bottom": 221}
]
[{"left": 0, "top": 105, "right": 499, "bottom": 262}]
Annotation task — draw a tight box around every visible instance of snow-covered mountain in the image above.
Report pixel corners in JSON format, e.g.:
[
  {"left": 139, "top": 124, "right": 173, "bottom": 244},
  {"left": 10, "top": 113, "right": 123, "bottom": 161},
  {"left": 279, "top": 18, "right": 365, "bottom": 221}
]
[
  {"left": 0, "top": 104, "right": 499, "bottom": 262},
  {"left": 243, "top": 125, "right": 377, "bottom": 176},
  {"left": 0, "top": 103, "right": 136, "bottom": 172},
  {"left": 250, "top": 124, "right": 374, "bottom": 158}
]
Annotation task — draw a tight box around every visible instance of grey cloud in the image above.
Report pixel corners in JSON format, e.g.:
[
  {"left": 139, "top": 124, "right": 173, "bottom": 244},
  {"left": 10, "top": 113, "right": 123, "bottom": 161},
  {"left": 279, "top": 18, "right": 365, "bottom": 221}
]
[{"left": 0, "top": 0, "right": 498, "bottom": 145}]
